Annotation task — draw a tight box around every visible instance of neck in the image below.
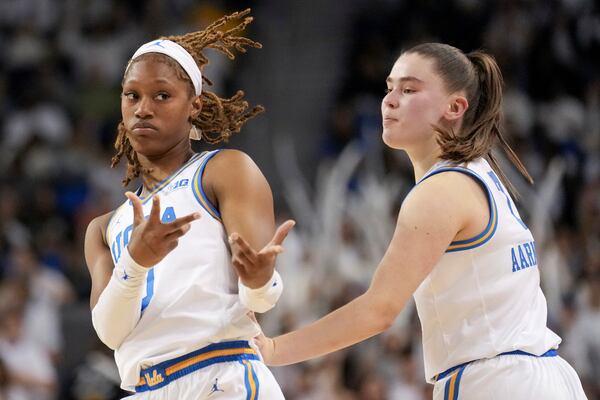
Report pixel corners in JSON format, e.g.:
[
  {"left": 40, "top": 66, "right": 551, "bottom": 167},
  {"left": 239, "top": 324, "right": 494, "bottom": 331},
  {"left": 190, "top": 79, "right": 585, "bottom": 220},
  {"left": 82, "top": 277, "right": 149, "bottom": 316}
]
[
  {"left": 406, "top": 138, "right": 442, "bottom": 183},
  {"left": 137, "top": 142, "right": 194, "bottom": 191}
]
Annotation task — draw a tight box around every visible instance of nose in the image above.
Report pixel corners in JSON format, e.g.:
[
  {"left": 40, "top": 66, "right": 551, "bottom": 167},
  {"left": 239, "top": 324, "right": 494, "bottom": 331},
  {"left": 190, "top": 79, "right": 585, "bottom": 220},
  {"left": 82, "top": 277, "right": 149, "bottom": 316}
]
[
  {"left": 135, "top": 97, "right": 154, "bottom": 119},
  {"left": 382, "top": 90, "right": 398, "bottom": 109}
]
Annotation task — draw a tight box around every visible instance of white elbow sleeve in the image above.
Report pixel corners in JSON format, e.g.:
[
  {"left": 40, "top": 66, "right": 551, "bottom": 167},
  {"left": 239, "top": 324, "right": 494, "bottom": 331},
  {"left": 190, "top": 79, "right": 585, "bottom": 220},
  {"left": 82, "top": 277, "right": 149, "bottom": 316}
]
[
  {"left": 238, "top": 270, "right": 283, "bottom": 313},
  {"left": 92, "top": 247, "right": 149, "bottom": 349}
]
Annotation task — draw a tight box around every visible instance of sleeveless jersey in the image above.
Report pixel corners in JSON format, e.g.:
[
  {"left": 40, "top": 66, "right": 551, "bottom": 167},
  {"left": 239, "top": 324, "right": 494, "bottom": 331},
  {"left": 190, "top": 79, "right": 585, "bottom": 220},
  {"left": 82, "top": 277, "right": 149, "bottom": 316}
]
[
  {"left": 105, "top": 151, "right": 260, "bottom": 391},
  {"left": 412, "top": 158, "right": 561, "bottom": 382}
]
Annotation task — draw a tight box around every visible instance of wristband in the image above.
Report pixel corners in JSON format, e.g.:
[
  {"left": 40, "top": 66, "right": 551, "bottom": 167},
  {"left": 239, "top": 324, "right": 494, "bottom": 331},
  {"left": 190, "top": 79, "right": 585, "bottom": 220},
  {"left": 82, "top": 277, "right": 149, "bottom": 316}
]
[{"left": 238, "top": 270, "right": 283, "bottom": 313}]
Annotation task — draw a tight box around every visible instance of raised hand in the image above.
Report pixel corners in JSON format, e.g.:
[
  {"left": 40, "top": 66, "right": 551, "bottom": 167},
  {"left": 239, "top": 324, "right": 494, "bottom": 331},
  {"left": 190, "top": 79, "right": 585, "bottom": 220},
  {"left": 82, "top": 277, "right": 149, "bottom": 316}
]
[
  {"left": 125, "top": 192, "right": 201, "bottom": 267},
  {"left": 229, "top": 220, "right": 295, "bottom": 288}
]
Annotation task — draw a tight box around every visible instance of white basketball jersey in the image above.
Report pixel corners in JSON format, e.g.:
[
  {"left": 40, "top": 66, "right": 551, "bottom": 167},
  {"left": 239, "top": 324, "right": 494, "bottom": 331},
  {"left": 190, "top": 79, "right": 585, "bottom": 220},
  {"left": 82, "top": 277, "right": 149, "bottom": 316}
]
[
  {"left": 105, "top": 151, "right": 260, "bottom": 391},
  {"left": 413, "top": 158, "right": 561, "bottom": 382}
]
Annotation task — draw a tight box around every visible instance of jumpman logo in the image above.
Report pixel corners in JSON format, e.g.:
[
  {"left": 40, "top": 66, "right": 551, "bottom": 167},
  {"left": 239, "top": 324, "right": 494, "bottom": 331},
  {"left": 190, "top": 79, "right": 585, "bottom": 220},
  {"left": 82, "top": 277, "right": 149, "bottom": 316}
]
[{"left": 208, "top": 378, "right": 224, "bottom": 396}]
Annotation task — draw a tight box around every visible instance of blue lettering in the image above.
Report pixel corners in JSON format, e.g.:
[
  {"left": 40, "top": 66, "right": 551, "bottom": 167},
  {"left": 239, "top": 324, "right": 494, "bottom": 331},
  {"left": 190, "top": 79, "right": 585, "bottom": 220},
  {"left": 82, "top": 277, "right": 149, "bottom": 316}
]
[
  {"left": 123, "top": 224, "right": 133, "bottom": 247},
  {"left": 161, "top": 206, "right": 176, "bottom": 222},
  {"left": 518, "top": 245, "right": 530, "bottom": 269},
  {"left": 111, "top": 238, "right": 119, "bottom": 264},
  {"left": 113, "top": 231, "right": 122, "bottom": 262},
  {"left": 174, "top": 179, "right": 189, "bottom": 189},
  {"left": 511, "top": 247, "right": 520, "bottom": 272},
  {"left": 511, "top": 241, "right": 539, "bottom": 272},
  {"left": 523, "top": 243, "right": 535, "bottom": 266}
]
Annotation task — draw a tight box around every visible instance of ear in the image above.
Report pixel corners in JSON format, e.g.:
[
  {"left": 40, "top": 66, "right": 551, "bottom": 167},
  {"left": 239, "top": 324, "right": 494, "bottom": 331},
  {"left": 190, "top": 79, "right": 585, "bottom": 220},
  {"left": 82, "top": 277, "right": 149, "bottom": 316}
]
[
  {"left": 443, "top": 95, "right": 468, "bottom": 121},
  {"left": 190, "top": 95, "right": 202, "bottom": 120}
]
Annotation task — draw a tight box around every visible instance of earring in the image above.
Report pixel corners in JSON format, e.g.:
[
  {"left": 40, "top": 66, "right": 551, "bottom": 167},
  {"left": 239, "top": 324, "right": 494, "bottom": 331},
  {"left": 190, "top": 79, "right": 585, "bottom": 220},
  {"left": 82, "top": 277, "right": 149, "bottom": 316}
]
[{"left": 189, "top": 125, "right": 202, "bottom": 141}]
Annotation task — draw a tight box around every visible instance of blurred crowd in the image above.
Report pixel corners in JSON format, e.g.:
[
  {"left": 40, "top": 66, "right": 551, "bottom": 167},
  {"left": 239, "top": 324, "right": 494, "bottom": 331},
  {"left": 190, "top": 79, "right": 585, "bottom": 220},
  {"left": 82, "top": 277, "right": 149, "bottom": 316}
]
[{"left": 0, "top": 0, "right": 598, "bottom": 399}]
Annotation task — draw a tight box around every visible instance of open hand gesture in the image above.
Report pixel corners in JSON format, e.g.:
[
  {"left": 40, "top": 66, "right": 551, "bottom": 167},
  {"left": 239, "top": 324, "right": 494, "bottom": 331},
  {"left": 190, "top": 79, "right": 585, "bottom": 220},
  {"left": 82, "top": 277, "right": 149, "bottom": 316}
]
[
  {"left": 229, "top": 220, "right": 295, "bottom": 288},
  {"left": 125, "top": 192, "right": 201, "bottom": 267}
]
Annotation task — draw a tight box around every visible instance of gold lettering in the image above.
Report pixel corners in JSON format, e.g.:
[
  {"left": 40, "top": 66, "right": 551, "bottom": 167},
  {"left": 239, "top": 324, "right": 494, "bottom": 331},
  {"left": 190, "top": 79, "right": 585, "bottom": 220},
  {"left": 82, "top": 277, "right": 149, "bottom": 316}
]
[{"left": 144, "top": 370, "right": 165, "bottom": 386}]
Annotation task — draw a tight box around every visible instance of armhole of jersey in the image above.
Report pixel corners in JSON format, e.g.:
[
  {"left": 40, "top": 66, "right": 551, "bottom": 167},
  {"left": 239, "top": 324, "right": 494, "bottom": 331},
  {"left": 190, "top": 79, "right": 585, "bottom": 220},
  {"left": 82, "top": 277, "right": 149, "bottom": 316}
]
[
  {"left": 104, "top": 211, "right": 116, "bottom": 245},
  {"left": 420, "top": 167, "right": 498, "bottom": 253},
  {"left": 192, "top": 150, "right": 223, "bottom": 222}
]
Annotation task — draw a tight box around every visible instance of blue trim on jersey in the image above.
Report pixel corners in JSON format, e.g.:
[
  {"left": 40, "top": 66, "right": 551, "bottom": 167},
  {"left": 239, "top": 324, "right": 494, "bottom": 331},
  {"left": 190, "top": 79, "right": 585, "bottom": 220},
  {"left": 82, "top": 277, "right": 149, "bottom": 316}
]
[
  {"left": 419, "top": 166, "right": 498, "bottom": 252},
  {"left": 107, "top": 154, "right": 202, "bottom": 245},
  {"left": 501, "top": 349, "right": 558, "bottom": 357},
  {"left": 136, "top": 341, "right": 260, "bottom": 392},
  {"left": 434, "top": 348, "right": 558, "bottom": 383},
  {"left": 192, "top": 150, "right": 222, "bottom": 221},
  {"left": 140, "top": 268, "right": 155, "bottom": 313},
  {"left": 139, "top": 152, "right": 204, "bottom": 204}
]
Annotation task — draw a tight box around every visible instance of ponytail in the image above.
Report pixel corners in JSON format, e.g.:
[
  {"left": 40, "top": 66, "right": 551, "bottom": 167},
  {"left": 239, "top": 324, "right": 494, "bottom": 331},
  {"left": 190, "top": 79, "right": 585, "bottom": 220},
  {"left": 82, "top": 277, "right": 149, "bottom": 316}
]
[{"left": 405, "top": 43, "right": 533, "bottom": 197}]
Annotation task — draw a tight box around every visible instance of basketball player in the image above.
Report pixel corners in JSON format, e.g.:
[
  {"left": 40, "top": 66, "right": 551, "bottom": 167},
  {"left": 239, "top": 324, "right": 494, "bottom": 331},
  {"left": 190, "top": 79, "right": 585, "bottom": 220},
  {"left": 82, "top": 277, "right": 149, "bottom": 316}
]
[
  {"left": 232, "top": 43, "right": 588, "bottom": 399},
  {"left": 84, "top": 10, "right": 293, "bottom": 398}
]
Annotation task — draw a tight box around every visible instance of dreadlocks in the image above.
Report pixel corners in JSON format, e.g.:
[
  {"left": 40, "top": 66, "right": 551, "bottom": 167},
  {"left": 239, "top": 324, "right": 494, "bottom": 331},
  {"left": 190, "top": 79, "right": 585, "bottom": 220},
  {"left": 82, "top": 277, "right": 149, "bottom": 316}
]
[{"left": 112, "top": 8, "right": 265, "bottom": 186}]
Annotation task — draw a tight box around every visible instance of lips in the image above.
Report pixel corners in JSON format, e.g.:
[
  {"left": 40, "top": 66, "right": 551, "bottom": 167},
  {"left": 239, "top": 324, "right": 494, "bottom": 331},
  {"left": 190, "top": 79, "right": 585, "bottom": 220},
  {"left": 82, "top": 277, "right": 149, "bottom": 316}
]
[
  {"left": 382, "top": 115, "right": 398, "bottom": 127},
  {"left": 131, "top": 121, "right": 158, "bottom": 131}
]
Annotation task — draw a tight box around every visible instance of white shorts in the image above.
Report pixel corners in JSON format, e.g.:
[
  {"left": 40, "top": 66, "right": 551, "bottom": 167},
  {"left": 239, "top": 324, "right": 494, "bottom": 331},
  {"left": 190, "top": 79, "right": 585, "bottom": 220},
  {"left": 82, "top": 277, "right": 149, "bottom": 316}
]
[
  {"left": 433, "top": 353, "right": 587, "bottom": 400},
  {"left": 122, "top": 340, "right": 284, "bottom": 400},
  {"left": 123, "top": 359, "right": 284, "bottom": 400}
]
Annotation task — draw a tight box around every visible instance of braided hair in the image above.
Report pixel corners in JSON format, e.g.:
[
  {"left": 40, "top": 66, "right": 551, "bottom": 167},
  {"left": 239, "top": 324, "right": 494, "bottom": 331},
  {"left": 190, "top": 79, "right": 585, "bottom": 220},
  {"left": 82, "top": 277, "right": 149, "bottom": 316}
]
[{"left": 112, "top": 9, "right": 264, "bottom": 186}]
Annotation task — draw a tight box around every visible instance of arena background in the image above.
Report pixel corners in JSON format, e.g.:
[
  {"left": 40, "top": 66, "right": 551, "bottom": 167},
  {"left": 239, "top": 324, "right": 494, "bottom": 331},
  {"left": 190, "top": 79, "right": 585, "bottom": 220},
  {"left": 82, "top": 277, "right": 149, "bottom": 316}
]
[{"left": 0, "top": 0, "right": 598, "bottom": 399}]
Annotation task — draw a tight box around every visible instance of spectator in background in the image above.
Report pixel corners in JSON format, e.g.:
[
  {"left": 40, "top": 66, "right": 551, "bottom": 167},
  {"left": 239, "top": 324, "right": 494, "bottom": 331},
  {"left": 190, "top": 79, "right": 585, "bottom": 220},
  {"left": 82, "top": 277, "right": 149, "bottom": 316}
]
[{"left": 0, "top": 282, "right": 58, "bottom": 400}]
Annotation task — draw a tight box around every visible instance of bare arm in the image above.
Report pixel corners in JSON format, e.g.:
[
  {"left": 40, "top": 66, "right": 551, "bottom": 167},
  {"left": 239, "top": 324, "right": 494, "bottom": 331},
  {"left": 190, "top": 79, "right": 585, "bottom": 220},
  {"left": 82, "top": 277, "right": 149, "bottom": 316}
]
[
  {"left": 204, "top": 150, "right": 282, "bottom": 288},
  {"left": 264, "top": 172, "right": 487, "bottom": 365}
]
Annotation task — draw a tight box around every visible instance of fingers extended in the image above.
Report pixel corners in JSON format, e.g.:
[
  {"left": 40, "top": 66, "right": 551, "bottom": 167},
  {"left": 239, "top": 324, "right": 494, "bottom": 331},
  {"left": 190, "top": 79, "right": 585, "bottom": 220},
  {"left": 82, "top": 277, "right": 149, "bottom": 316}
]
[
  {"left": 149, "top": 195, "right": 161, "bottom": 223},
  {"left": 258, "top": 245, "right": 284, "bottom": 258},
  {"left": 125, "top": 191, "right": 144, "bottom": 226},
  {"left": 164, "top": 212, "right": 201, "bottom": 233},
  {"left": 229, "top": 233, "right": 258, "bottom": 263},
  {"left": 164, "top": 222, "right": 193, "bottom": 240},
  {"left": 271, "top": 220, "right": 296, "bottom": 246}
]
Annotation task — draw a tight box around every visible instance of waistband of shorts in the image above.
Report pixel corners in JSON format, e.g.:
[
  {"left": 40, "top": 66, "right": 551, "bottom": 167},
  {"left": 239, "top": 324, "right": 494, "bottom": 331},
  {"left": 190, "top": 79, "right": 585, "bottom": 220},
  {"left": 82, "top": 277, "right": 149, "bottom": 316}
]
[
  {"left": 432, "top": 348, "right": 558, "bottom": 382},
  {"left": 135, "top": 340, "right": 260, "bottom": 392}
]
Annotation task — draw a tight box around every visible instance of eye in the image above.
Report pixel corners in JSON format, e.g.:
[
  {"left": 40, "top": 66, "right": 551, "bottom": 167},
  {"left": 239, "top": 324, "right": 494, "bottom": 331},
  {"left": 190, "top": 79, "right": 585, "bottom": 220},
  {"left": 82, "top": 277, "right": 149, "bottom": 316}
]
[
  {"left": 384, "top": 88, "right": 392, "bottom": 94},
  {"left": 123, "top": 92, "right": 137, "bottom": 100},
  {"left": 156, "top": 92, "right": 170, "bottom": 101},
  {"left": 402, "top": 88, "right": 416, "bottom": 94}
]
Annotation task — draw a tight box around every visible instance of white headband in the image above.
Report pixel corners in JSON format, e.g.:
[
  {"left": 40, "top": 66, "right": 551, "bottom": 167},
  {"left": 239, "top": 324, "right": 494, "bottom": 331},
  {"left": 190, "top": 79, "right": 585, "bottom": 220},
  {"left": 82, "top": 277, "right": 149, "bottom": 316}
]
[{"left": 131, "top": 39, "right": 202, "bottom": 95}]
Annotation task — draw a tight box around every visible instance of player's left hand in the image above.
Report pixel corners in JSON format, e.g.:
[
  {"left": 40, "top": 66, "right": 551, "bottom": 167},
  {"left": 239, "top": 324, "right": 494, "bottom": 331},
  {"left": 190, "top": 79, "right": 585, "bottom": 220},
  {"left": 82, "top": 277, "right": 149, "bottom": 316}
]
[{"left": 229, "top": 220, "right": 295, "bottom": 288}]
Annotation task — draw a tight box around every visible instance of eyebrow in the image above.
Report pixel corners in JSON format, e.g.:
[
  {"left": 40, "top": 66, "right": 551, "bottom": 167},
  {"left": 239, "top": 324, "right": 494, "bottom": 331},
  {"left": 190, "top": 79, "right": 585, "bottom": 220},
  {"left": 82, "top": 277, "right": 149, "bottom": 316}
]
[{"left": 386, "top": 76, "right": 424, "bottom": 84}]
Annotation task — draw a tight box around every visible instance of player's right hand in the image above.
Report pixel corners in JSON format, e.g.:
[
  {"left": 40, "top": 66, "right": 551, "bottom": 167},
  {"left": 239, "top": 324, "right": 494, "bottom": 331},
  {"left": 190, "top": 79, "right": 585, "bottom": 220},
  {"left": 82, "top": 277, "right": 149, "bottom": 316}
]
[
  {"left": 125, "top": 192, "right": 201, "bottom": 268},
  {"left": 253, "top": 330, "right": 276, "bottom": 365}
]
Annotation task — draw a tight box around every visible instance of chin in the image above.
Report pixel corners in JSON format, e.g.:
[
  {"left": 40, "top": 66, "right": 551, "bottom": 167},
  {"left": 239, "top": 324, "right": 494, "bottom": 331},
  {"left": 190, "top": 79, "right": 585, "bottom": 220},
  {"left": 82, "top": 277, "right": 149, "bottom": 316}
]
[
  {"left": 382, "top": 130, "right": 402, "bottom": 150},
  {"left": 127, "top": 136, "right": 162, "bottom": 157}
]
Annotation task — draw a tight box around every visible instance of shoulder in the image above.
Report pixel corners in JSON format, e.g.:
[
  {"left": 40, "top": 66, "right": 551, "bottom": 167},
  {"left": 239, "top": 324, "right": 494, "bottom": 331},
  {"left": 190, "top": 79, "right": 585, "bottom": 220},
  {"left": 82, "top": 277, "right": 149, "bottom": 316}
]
[
  {"left": 86, "top": 211, "right": 116, "bottom": 246},
  {"left": 402, "top": 170, "right": 487, "bottom": 228},
  {"left": 204, "top": 149, "right": 266, "bottom": 184},
  {"left": 204, "top": 149, "right": 257, "bottom": 171},
  {"left": 201, "top": 149, "right": 271, "bottom": 205}
]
